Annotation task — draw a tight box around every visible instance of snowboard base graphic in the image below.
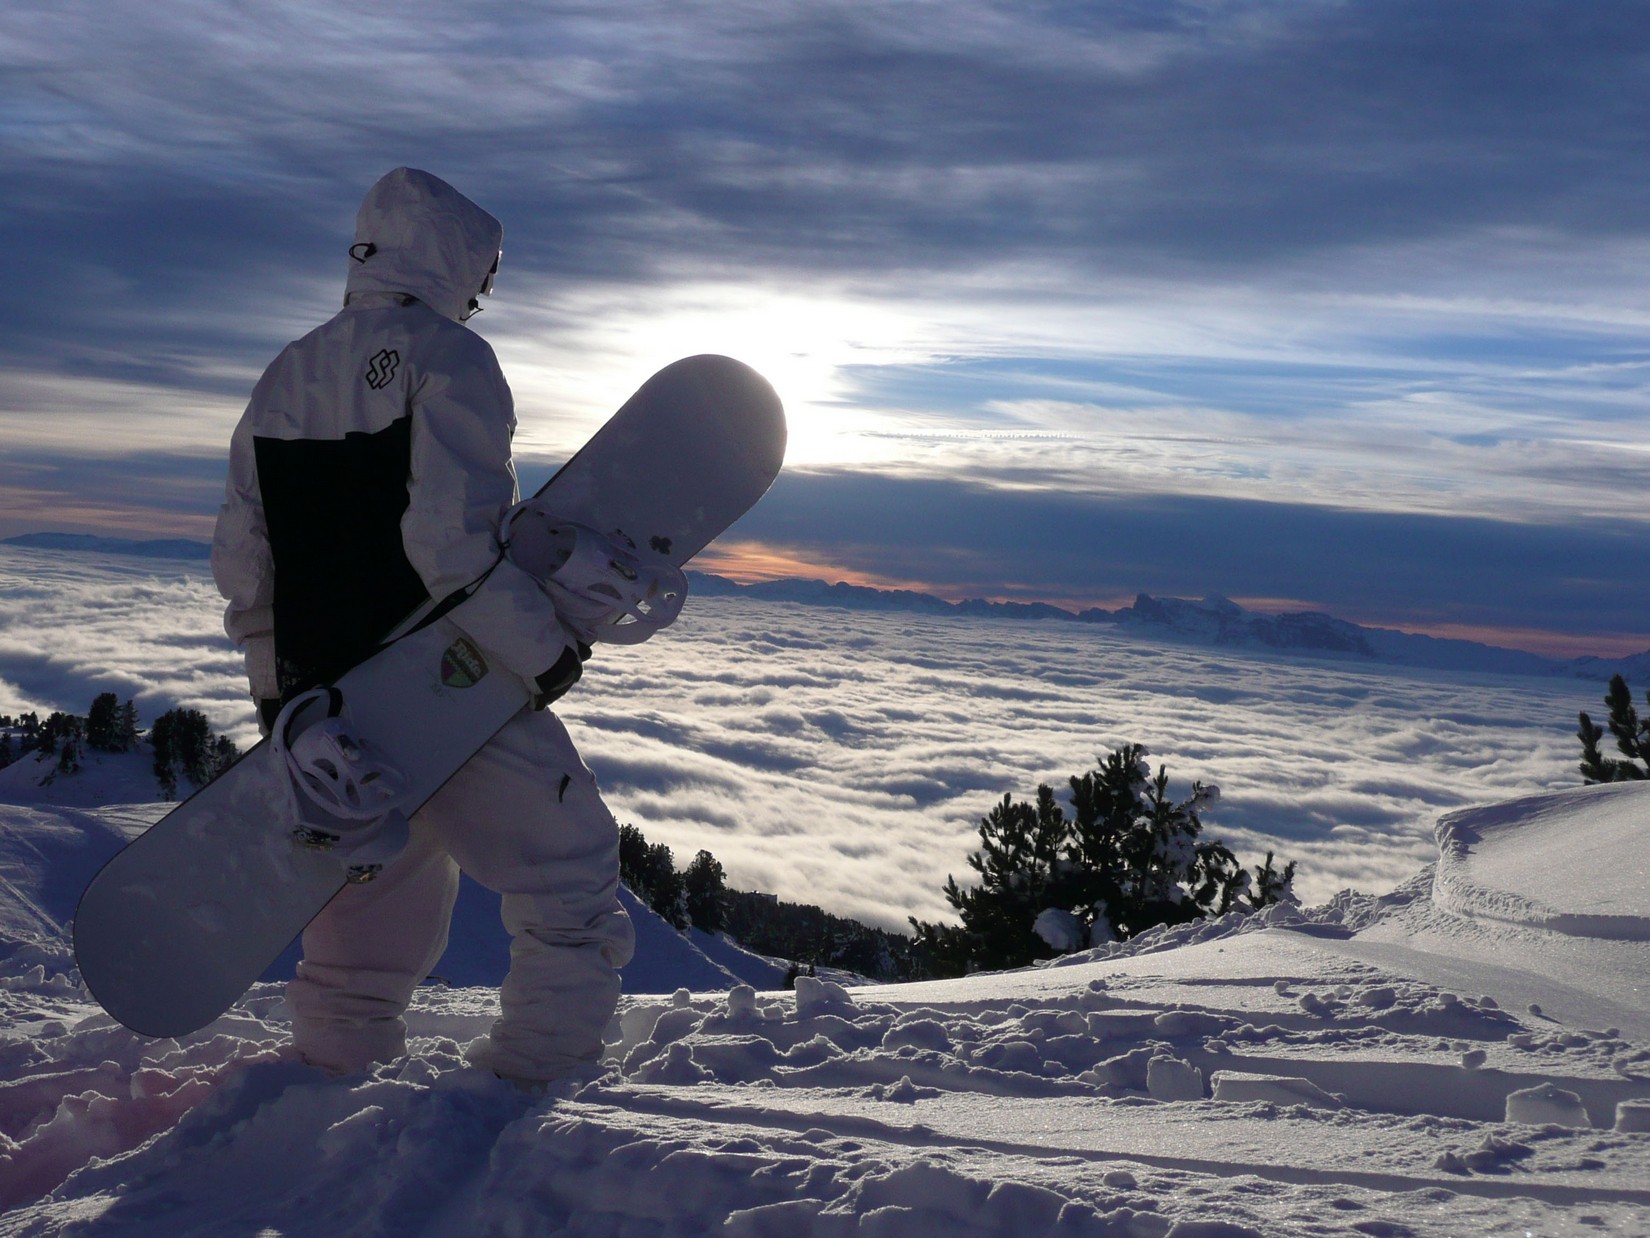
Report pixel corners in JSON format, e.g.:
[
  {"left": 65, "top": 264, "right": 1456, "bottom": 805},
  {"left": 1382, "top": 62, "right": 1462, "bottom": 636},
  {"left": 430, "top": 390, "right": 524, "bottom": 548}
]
[{"left": 74, "top": 355, "right": 785, "bottom": 1038}]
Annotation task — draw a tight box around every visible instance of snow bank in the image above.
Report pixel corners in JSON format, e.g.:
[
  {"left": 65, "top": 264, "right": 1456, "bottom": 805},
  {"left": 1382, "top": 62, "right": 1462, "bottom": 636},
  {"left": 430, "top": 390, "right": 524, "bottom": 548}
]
[
  {"left": 2, "top": 781, "right": 1650, "bottom": 1234},
  {"left": 1433, "top": 781, "right": 1650, "bottom": 939}
]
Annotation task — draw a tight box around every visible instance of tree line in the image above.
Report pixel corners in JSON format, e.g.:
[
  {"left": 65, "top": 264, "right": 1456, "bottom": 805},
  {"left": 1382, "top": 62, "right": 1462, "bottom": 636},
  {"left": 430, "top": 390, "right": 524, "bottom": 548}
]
[
  {"left": 0, "top": 693, "right": 238, "bottom": 798},
  {"left": 617, "top": 822, "right": 928, "bottom": 982},
  {"left": 616, "top": 742, "right": 1300, "bottom": 984}
]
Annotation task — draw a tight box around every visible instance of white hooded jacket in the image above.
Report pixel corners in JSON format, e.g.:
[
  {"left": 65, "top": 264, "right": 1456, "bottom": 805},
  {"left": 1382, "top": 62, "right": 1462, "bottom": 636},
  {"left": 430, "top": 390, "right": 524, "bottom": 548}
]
[{"left": 213, "top": 168, "right": 572, "bottom": 705}]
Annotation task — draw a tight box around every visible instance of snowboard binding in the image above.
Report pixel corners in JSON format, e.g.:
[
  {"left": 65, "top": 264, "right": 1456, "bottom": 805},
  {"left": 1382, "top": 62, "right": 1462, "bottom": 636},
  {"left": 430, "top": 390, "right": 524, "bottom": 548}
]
[
  {"left": 272, "top": 687, "right": 411, "bottom": 883},
  {"left": 501, "top": 501, "right": 688, "bottom": 646}
]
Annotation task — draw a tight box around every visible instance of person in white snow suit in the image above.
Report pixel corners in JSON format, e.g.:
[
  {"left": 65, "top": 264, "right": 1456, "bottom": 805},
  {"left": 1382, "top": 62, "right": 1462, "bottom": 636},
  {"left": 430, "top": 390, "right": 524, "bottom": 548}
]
[{"left": 212, "top": 167, "right": 634, "bottom": 1084}]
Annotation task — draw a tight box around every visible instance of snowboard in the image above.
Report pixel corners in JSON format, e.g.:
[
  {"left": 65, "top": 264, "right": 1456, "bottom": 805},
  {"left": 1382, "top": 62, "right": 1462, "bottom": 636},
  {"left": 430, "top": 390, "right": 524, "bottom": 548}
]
[{"left": 74, "top": 355, "right": 786, "bottom": 1038}]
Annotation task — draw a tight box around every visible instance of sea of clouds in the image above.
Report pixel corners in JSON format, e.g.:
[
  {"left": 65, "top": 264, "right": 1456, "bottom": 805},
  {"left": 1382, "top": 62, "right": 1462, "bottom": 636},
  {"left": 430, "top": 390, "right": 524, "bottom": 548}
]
[{"left": 0, "top": 546, "right": 1599, "bottom": 930}]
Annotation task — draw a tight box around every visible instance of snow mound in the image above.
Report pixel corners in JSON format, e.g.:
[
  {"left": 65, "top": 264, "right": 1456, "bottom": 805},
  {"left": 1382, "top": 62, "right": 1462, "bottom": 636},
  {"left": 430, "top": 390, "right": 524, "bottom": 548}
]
[
  {"left": 1504, "top": 1081, "right": 1590, "bottom": 1127},
  {"left": 1434, "top": 782, "right": 1650, "bottom": 940}
]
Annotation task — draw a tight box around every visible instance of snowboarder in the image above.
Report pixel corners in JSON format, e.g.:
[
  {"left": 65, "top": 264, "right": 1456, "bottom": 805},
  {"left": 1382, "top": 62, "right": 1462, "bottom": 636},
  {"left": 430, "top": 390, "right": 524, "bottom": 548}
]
[{"left": 211, "top": 167, "right": 634, "bottom": 1085}]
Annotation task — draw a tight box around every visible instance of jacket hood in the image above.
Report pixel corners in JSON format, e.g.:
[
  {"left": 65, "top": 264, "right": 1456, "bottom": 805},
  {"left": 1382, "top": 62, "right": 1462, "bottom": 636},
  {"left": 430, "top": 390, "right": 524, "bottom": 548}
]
[{"left": 345, "top": 168, "right": 502, "bottom": 324}]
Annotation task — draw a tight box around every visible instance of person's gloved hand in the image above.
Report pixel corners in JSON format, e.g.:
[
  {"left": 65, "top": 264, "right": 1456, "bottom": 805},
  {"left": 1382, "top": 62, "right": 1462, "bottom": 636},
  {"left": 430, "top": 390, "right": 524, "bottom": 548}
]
[{"left": 531, "top": 641, "right": 593, "bottom": 709}]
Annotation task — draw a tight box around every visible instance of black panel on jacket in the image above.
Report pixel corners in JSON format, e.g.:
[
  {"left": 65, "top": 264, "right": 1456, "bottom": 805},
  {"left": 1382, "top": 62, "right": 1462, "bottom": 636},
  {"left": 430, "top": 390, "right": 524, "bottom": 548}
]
[{"left": 254, "top": 416, "right": 431, "bottom": 696}]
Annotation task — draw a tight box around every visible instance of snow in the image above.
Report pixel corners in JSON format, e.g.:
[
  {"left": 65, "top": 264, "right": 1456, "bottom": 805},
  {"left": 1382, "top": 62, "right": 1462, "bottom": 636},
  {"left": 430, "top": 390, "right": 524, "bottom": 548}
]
[
  {"left": 1433, "top": 783, "right": 1650, "bottom": 934},
  {"left": 1034, "top": 906, "right": 1086, "bottom": 953},
  {"left": 0, "top": 759, "right": 1648, "bottom": 1235},
  {"left": 1503, "top": 1082, "right": 1590, "bottom": 1128}
]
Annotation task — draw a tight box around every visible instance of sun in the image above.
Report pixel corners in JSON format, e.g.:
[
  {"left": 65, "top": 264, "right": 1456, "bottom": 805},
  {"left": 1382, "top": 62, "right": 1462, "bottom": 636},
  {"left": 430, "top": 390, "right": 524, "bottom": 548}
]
[{"left": 503, "top": 280, "right": 942, "bottom": 471}]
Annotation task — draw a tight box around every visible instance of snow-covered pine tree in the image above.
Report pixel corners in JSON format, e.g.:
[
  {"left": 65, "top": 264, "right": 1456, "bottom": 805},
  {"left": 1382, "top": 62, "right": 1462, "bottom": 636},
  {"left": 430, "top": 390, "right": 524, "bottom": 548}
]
[
  {"left": 1250, "top": 850, "right": 1298, "bottom": 908},
  {"left": 914, "top": 744, "right": 1292, "bottom": 977},
  {"left": 1057, "top": 744, "right": 1242, "bottom": 940},
  {"left": 933, "top": 787, "right": 1069, "bottom": 971}
]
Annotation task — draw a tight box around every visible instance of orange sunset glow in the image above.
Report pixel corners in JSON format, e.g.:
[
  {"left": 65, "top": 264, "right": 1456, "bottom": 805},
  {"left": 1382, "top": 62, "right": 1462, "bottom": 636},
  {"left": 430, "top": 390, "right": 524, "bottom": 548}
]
[{"left": 690, "top": 541, "right": 937, "bottom": 593}]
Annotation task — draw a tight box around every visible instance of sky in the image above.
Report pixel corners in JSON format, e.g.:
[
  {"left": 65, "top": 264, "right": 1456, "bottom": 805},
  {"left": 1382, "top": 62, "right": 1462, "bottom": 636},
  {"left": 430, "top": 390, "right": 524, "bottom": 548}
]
[
  {"left": 3, "top": 1, "right": 1650, "bottom": 656},
  {"left": 0, "top": 546, "right": 1597, "bottom": 924}
]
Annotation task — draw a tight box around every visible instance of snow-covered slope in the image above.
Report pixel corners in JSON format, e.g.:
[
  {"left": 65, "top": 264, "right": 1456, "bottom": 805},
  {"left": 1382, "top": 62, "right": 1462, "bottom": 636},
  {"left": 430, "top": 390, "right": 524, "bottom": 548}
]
[
  {"left": 1433, "top": 782, "right": 1650, "bottom": 936},
  {"left": 0, "top": 749, "right": 174, "bottom": 811},
  {"left": 0, "top": 776, "right": 1648, "bottom": 1234}
]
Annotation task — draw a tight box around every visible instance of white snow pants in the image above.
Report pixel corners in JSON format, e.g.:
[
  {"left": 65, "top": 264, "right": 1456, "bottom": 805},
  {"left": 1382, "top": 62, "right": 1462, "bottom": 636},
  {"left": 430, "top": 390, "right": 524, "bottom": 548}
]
[{"left": 286, "top": 708, "right": 635, "bottom": 1082}]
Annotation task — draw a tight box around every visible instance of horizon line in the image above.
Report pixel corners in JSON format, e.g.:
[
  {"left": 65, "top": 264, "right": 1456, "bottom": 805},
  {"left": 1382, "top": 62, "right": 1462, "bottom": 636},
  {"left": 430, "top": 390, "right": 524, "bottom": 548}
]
[{"left": 4, "top": 529, "right": 1644, "bottom": 665}]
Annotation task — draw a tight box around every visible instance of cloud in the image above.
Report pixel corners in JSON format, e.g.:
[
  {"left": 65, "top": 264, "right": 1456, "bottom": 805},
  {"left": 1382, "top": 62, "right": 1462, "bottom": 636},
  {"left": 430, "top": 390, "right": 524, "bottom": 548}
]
[
  {"left": 0, "top": 450, "right": 228, "bottom": 542},
  {"left": 10, "top": 2, "right": 1650, "bottom": 362},
  {"left": 3, "top": 1, "right": 1648, "bottom": 661},
  {"left": 721, "top": 469, "right": 1650, "bottom": 651},
  {"left": 0, "top": 546, "right": 245, "bottom": 729},
  {"left": 0, "top": 546, "right": 1599, "bottom": 929}
]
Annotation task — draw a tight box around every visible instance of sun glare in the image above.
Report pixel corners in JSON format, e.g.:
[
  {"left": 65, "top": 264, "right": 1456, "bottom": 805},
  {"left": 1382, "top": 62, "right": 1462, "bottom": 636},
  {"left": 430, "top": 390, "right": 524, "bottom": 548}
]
[{"left": 503, "top": 282, "right": 943, "bottom": 470}]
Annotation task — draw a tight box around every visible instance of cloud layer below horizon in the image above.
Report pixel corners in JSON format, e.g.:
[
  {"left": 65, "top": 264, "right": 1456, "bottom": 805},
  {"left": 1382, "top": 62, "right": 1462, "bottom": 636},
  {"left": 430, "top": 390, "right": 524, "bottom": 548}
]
[{"left": 0, "top": 547, "right": 1596, "bottom": 931}]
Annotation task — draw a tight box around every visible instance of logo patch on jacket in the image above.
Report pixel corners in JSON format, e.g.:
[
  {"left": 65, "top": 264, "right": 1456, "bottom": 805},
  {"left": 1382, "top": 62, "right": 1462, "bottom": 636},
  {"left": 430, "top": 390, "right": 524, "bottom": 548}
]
[
  {"left": 439, "top": 637, "right": 489, "bottom": 688},
  {"left": 365, "top": 349, "right": 400, "bottom": 390}
]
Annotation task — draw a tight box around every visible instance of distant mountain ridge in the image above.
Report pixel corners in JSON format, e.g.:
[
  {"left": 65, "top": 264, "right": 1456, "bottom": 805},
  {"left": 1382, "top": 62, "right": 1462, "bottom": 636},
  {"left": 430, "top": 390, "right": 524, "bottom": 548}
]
[
  {"left": 3, "top": 532, "right": 212, "bottom": 560},
  {"left": 685, "top": 573, "right": 1650, "bottom": 682},
  {"left": 6, "top": 532, "right": 1644, "bottom": 680}
]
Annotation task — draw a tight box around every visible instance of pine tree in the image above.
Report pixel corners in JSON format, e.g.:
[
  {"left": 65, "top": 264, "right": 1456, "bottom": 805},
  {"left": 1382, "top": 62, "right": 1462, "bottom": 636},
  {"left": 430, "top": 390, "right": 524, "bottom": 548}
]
[
  {"left": 684, "top": 849, "right": 728, "bottom": 932},
  {"left": 614, "top": 823, "right": 689, "bottom": 928},
  {"left": 1251, "top": 851, "right": 1298, "bottom": 908},
  {"left": 913, "top": 744, "right": 1290, "bottom": 977},
  {"left": 211, "top": 735, "right": 237, "bottom": 777},
  {"left": 38, "top": 712, "right": 86, "bottom": 760},
  {"left": 646, "top": 845, "right": 689, "bottom": 929},
  {"left": 149, "top": 707, "right": 238, "bottom": 799},
  {"left": 57, "top": 730, "right": 83, "bottom": 774},
  {"left": 1579, "top": 675, "right": 1650, "bottom": 783},
  {"left": 1056, "top": 745, "right": 1239, "bottom": 939},
  {"left": 151, "top": 710, "right": 179, "bottom": 800},
  {"left": 917, "top": 788, "right": 1070, "bottom": 972},
  {"left": 117, "top": 700, "right": 140, "bottom": 752},
  {"left": 618, "top": 824, "right": 649, "bottom": 890},
  {"left": 45, "top": 715, "right": 85, "bottom": 774},
  {"left": 86, "top": 693, "right": 120, "bottom": 751}
]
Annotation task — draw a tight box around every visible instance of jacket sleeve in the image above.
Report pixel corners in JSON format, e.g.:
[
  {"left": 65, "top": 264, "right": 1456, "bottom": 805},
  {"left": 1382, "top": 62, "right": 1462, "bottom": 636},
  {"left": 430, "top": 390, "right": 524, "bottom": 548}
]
[
  {"left": 211, "top": 383, "right": 281, "bottom": 702},
  {"left": 402, "top": 332, "right": 574, "bottom": 682}
]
